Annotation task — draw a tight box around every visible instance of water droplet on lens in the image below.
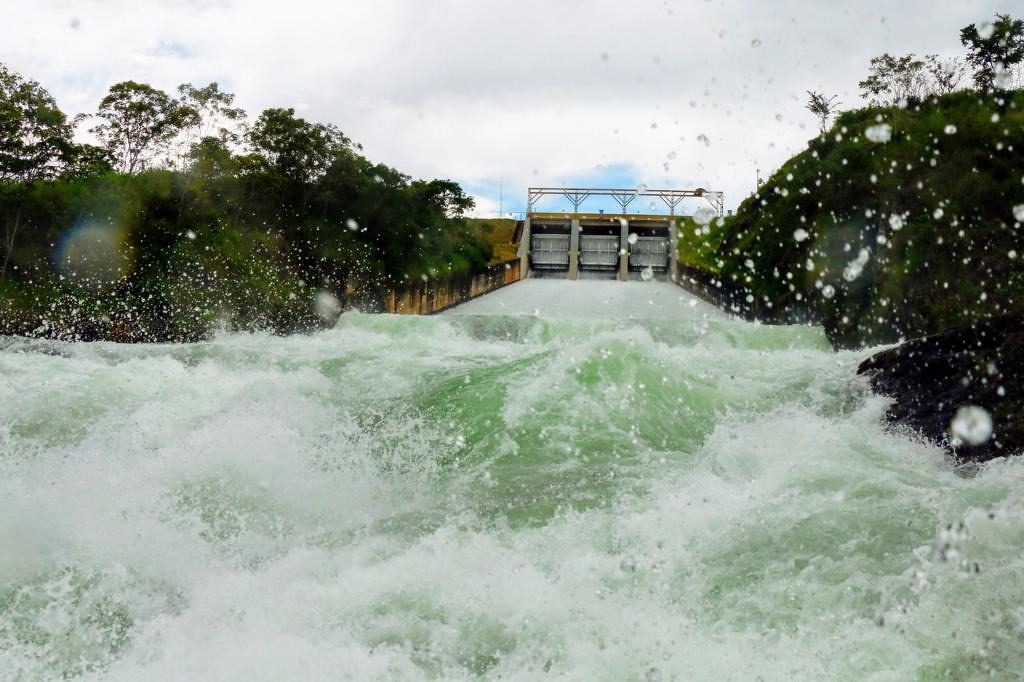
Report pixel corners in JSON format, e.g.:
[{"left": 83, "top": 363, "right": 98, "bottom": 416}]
[
  {"left": 692, "top": 206, "right": 716, "bottom": 226},
  {"left": 313, "top": 290, "right": 341, "bottom": 321},
  {"left": 865, "top": 123, "right": 892, "bottom": 143},
  {"left": 950, "top": 406, "right": 992, "bottom": 446}
]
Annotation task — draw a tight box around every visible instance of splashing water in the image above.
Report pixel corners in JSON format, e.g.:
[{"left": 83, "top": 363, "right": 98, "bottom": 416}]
[{"left": 2, "top": 280, "right": 1024, "bottom": 680}]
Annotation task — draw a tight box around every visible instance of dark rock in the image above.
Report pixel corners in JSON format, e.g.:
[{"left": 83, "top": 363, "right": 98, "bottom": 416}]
[{"left": 857, "top": 315, "right": 1024, "bottom": 462}]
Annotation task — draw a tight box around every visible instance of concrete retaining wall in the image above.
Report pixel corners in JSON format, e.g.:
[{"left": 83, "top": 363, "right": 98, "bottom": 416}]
[
  {"left": 674, "top": 261, "right": 819, "bottom": 324},
  {"left": 386, "top": 259, "right": 522, "bottom": 314},
  {"left": 674, "top": 263, "right": 746, "bottom": 312}
]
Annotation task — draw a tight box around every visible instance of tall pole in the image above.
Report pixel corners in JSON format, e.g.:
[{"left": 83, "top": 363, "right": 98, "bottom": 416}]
[{"left": 499, "top": 178, "right": 503, "bottom": 217}]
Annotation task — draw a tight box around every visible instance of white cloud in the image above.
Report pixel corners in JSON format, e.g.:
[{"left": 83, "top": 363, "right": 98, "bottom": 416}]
[{"left": 2, "top": 0, "right": 1004, "bottom": 213}]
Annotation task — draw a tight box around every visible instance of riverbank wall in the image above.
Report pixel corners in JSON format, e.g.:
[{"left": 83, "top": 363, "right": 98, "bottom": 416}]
[
  {"left": 673, "top": 262, "right": 820, "bottom": 326},
  {"left": 385, "top": 259, "right": 522, "bottom": 315}
]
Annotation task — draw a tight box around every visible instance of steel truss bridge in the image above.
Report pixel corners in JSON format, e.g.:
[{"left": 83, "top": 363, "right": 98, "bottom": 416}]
[{"left": 526, "top": 186, "right": 724, "bottom": 217}]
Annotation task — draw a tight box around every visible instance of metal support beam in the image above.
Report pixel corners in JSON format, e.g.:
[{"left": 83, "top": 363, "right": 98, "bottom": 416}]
[
  {"left": 562, "top": 189, "right": 591, "bottom": 213},
  {"left": 618, "top": 219, "right": 629, "bottom": 282},
  {"left": 654, "top": 191, "right": 685, "bottom": 215},
  {"left": 669, "top": 220, "right": 678, "bottom": 282},
  {"left": 569, "top": 218, "right": 580, "bottom": 280},
  {"left": 611, "top": 191, "right": 638, "bottom": 213},
  {"left": 526, "top": 186, "right": 725, "bottom": 217}
]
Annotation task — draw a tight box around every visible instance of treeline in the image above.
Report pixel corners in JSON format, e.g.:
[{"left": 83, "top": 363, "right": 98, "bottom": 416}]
[
  {"left": 720, "top": 89, "right": 1024, "bottom": 348},
  {"left": 706, "top": 13, "right": 1024, "bottom": 349},
  {"left": 0, "top": 66, "right": 492, "bottom": 341},
  {"left": 806, "top": 13, "right": 1024, "bottom": 131}
]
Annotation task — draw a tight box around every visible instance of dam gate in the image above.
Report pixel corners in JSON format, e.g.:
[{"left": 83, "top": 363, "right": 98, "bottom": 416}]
[{"left": 516, "top": 187, "right": 724, "bottom": 282}]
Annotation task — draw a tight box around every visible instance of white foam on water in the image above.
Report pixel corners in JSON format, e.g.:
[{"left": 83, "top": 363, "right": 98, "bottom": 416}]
[
  {"left": 444, "top": 280, "right": 728, "bottom": 320},
  {"left": 2, "top": 281, "right": 1023, "bottom": 680}
]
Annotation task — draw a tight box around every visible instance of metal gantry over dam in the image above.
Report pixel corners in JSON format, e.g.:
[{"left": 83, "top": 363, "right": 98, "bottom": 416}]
[{"left": 517, "top": 186, "right": 725, "bottom": 281}]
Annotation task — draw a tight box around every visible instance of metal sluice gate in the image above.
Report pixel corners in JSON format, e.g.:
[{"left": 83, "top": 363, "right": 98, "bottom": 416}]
[
  {"left": 530, "top": 234, "right": 570, "bottom": 269},
  {"left": 516, "top": 186, "right": 724, "bottom": 282},
  {"left": 527, "top": 221, "right": 671, "bottom": 280},
  {"left": 629, "top": 237, "right": 669, "bottom": 269},
  {"left": 579, "top": 235, "right": 619, "bottom": 269}
]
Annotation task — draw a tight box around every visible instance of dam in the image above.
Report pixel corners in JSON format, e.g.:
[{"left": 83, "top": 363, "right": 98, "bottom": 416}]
[
  {"left": 382, "top": 186, "right": 732, "bottom": 315},
  {"left": 516, "top": 186, "right": 724, "bottom": 281}
]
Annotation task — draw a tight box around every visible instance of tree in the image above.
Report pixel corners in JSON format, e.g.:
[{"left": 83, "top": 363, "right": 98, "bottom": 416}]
[
  {"left": 186, "top": 136, "right": 239, "bottom": 181},
  {"left": 246, "top": 107, "right": 349, "bottom": 185},
  {"left": 0, "top": 63, "right": 74, "bottom": 181},
  {"left": 805, "top": 91, "right": 841, "bottom": 133},
  {"left": 858, "top": 53, "right": 929, "bottom": 106},
  {"left": 960, "top": 14, "right": 1024, "bottom": 91},
  {"left": 175, "top": 82, "right": 246, "bottom": 170},
  {"left": 924, "top": 54, "right": 967, "bottom": 95},
  {"left": 413, "top": 179, "right": 475, "bottom": 218},
  {"left": 61, "top": 143, "right": 113, "bottom": 180},
  {"left": 90, "top": 81, "right": 199, "bottom": 173}
]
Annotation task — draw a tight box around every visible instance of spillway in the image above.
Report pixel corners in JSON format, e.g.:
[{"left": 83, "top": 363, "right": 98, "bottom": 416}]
[{"left": 2, "top": 280, "right": 1022, "bottom": 680}]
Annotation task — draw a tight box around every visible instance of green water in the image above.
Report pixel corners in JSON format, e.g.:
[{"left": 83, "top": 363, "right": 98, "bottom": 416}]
[{"left": 1, "top": 280, "right": 1022, "bottom": 680}]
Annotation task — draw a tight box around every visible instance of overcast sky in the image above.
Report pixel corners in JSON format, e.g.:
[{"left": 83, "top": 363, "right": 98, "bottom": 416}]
[{"left": 3, "top": 0, "right": 1006, "bottom": 215}]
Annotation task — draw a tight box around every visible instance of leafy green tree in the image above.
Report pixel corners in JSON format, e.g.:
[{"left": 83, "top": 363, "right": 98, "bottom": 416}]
[
  {"left": 805, "top": 91, "right": 841, "bottom": 133},
  {"left": 924, "top": 55, "right": 967, "bottom": 95},
  {"left": 960, "top": 14, "right": 1024, "bottom": 91},
  {"left": 858, "top": 54, "right": 929, "bottom": 106},
  {"left": 413, "top": 179, "right": 474, "bottom": 218},
  {"left": 0, "top": 64, "right": 495, "bottom": 338},
  {"left": 60, "top": 133, "right": 113, "bottom": 180},
  {"left": 90, "top": 81, "right": 199, "bottom": 173},
  {"left": 0, "top": 63, "right": 74, "bottom": 181},
  {"left": 186, "top": 136, "right": 239, "bottom": 181},
  {"left": 246, "top": 107, "right": 349, "bottom": 184},
  {"left": 175, "top": 82, "right": 246, "bottom": 170}
]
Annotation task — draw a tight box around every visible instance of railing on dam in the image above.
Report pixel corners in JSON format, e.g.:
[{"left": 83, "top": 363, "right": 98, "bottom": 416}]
[{"left": 386, "top": 259, "right": 522, "bottom": 315}]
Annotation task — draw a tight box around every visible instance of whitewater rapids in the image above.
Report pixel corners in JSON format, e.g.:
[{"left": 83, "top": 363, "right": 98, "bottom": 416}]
[{"left": 2, "top": 280, "right": 1023, "bottom": 680}]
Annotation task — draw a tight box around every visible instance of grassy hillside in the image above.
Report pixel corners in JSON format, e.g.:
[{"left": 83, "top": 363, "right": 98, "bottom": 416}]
[
  {"left": 467, "top": 218, "right": 520, "bottom": 263},
  {"left": 704, "top": 90, "right": 1024, "bottom": 348}
]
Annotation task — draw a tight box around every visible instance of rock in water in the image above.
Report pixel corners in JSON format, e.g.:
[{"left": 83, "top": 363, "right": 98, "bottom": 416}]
[{"left": 857, "top": 315, "right": 1023, "bottom": 462}]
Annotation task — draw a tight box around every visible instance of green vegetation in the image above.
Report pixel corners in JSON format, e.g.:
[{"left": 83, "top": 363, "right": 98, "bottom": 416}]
[
  {"left": 0, "top": 65, "right": 493, "bottom": 341},
  {"left": 684, "top": 14, "right": 1024, "bottom": 349},
  {"left": 466, "top": 218, "right": 519, "bottom": 263},
  {"left": 676, "top": 215, "right": 729, "bottom": 274},
  {"left": 706, "top": 89, "right": 1023, "bottom": 348}
]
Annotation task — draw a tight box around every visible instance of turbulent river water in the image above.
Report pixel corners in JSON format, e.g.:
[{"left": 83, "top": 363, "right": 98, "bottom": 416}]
[{"left": 2, "top": 280, "right": 1023, "bottom": 680}]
